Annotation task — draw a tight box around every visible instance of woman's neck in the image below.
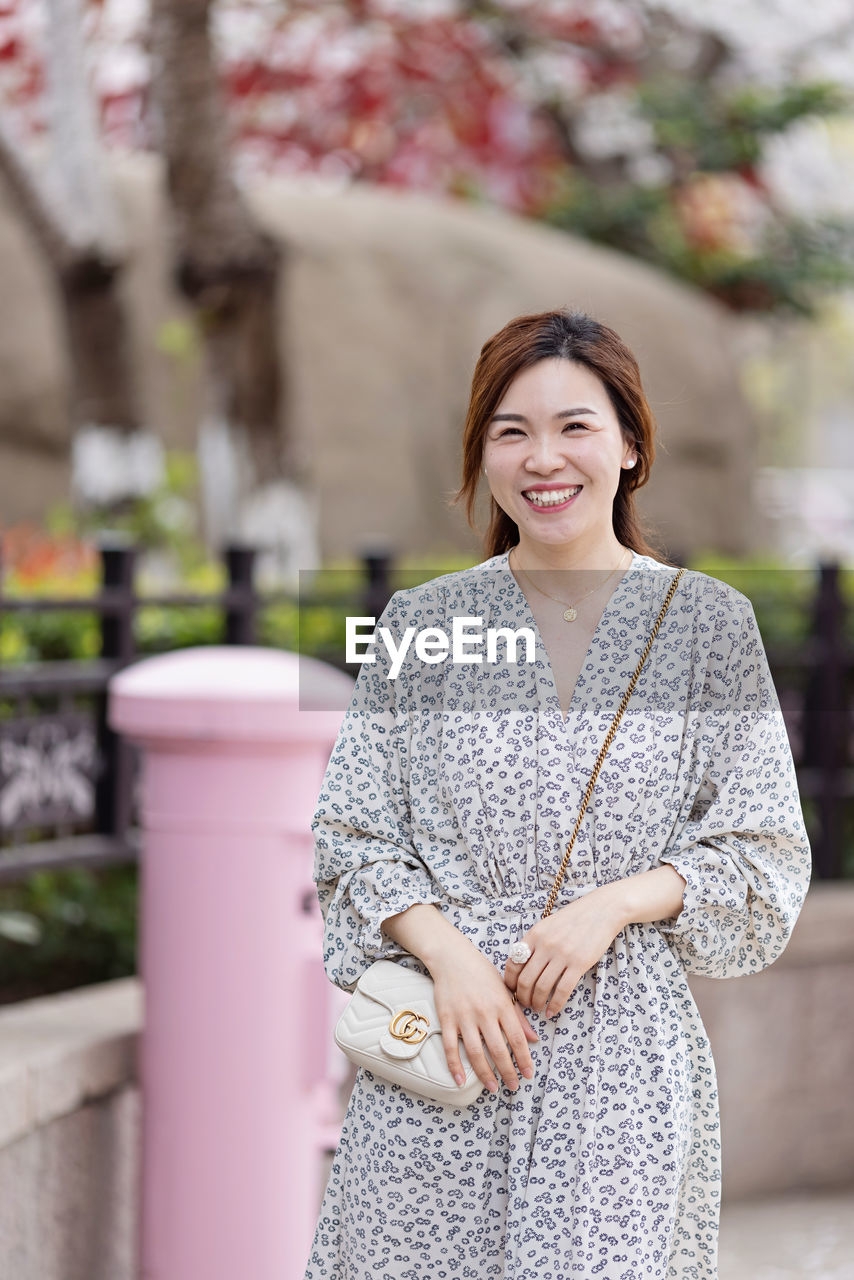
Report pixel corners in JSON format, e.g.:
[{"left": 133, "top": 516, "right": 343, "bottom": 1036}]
[{"left": 511, "top": 534, "right": 629, "bottom": 574}]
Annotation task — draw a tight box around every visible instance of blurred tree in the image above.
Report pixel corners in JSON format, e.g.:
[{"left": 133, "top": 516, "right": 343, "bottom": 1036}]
[
  {"left": 203, "top": 0, "right": 854, "bottom": 312},
  {"left": 148, "top": 0, "right": 300, "bottom": 566},
  {"left": 2, "top": 0, "right": 853, "bottom": 316},
  {"left": 0, "top": 0, "right": 146, "bottom": 515},
  {"left": 0, "top": 0, "right": 309, "bottom": 577},
  {"left": 1, "top": 0, "right": 853, "bottom": 560}
]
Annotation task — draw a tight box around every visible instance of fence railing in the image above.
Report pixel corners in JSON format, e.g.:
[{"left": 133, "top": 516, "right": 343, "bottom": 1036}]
[
  {"left": 794, "top": 562, "right": 854, "bottom": 879},
  {"left": 1, "top": 544, "right": 851, "bottom": 881},
  {"left": 0, "top": 539, "right": 394, "bottom": 883}
]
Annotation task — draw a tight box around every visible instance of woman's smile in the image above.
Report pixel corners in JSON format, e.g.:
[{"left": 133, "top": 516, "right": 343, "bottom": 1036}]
[{"left": 521, "top": 484, "right": 582, "bottom": 512}]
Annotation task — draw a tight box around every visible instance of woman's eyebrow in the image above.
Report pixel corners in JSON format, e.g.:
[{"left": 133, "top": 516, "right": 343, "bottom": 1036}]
[{"left": 489, "top": 407, "right": 600, "bottom": 422}]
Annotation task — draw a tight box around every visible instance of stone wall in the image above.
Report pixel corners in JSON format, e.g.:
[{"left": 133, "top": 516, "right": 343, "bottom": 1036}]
[
  {"left": 695, "top": 881, "right": 854, "bottom": 1201},
  {"left": 0, "top": 156, "right": 763, "bottom": 561},
  {"left": 0, "top": 980, "right": 140, "bottom": 1280}
]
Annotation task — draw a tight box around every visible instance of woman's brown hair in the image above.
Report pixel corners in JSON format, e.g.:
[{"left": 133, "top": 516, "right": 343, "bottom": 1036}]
[{"left": 452, "top": 307, "right": 671, "bottom": 562}]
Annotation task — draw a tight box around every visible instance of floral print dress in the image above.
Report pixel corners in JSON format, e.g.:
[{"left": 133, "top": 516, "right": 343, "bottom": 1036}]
[{"left": 304, "top": 549, "right": 812, "bottom": 1280}]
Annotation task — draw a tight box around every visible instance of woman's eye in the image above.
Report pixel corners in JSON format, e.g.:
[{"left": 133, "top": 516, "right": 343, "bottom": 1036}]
[{"left": 494, "top": 422, "right": 587, "bottom": 438}]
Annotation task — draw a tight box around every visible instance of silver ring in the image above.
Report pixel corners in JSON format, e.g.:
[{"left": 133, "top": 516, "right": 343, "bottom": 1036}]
[{"left": 508, "top": 940, "right": 532, "bottom": 965}]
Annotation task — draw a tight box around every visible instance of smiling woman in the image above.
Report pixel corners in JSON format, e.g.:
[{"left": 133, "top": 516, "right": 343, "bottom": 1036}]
[
  {"left": 461, "top": 308, "right": 661, "bottom": 572},
  {"left": 482, "top": 358, "right": 637, "bottom": 583},
  {"left": 305, "top": 306, "right": 812, "bottom": 1280}
]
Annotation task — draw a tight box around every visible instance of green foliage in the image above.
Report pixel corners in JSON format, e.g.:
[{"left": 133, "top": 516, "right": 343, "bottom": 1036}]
[
  {"left": 0, "top": 608, "right": 101, "bottom": 664},
  {"left": 154, "top": 316, "right": 202, "bottom": 366},
  {"left": 544, "top": 78, "right": 854, "bottom": 315},
  {"left": 638, "top": 78, "right": 850, "bottom": 171},
  {"left": 0, "top": 451, "right": 221, "bottom": 661},
  {"left": 49, "top": 449, "right": 208, "bottom": 577},
  {"left": 136, "top": 602, "right": 225, "bottom": 652},
  {"left": 0, "top": 865, "right": 138, "bottom": 1004},
  {"left": 720, "top": 81, "right": 852, "bottom": 140}
]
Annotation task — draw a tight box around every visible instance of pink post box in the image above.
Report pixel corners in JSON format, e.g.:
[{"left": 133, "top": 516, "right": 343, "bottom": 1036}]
[{"left": 108, "top": 646, "right": 353, "bottom": 1280}]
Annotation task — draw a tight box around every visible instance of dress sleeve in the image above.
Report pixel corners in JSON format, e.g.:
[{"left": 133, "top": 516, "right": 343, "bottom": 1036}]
[
  {"left": 653, "top": 590, "right": 812, "bottom": 979},
  {"left": 311, "top": 589, "right": 444, "bottom": 992}
]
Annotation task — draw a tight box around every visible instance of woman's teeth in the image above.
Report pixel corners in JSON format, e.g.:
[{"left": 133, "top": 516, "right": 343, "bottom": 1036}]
[{"left": 523, "top": 486, "right": 581, "bottom": 507}]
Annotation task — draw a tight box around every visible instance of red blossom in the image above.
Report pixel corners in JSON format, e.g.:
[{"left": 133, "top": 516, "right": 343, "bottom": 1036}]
[
  {"left": 0, "top": 0, "right": 614, "bottom": 215},
  {"left": 0, "top": 524, "right": 98, "bottom": 588}
]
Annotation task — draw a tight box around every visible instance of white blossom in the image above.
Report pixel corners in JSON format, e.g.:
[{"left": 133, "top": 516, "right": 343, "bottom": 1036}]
[
  {"left": 626, "top": 149, "right": 674, "bottom": 187},
  {"left": 643, "top": 0, "right": 854, "bottom": 85},
  {"left": 759, "top": 116, "right": 854, "bottom": 221},
  {"left": 71, "top": 424, "right": 164, "bottom": 505},
  {"left": 573, "top": 87, "right": 656, "bottom": 161},
  {"left": 519, "top": 47, "right": 589, "bottom": 109}
]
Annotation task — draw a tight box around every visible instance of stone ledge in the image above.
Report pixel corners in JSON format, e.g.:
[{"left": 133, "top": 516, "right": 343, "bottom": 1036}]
[{"left": 0, "top": 978, "right": 141, "bottom": 1151}]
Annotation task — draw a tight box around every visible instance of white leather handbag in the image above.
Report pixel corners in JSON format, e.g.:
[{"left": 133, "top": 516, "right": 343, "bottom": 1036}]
[
  {"left": 332, "top": 567, "right": 685, "bottom": 1106},
  {"left": 334, "top": 959, "right": 489, "bottom": 1104}
]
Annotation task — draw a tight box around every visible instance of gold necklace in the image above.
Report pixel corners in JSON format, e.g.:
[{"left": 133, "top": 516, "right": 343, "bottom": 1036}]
[{"left": 509, "top": 546, "right": 630, "bottom": 622}]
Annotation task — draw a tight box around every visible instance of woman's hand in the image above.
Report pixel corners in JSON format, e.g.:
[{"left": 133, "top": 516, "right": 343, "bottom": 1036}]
[
  {"left": 428, "top": 940, "right": 541, "bottom": 1095},
  {"left": 503, "top": 887, "right": 627, "bottom": 1017}
]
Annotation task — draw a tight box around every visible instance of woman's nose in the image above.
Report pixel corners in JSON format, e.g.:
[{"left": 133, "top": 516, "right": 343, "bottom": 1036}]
[{"left": 524, "top": 438, "right": 569, "bottom": 473}]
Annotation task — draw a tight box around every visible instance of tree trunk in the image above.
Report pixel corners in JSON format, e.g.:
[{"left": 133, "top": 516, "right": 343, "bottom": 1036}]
[
  {"left": 58, "top": 255, "right": 138, "bottom": 434},
  {"left": 0, "top": 0, "right": 149, "bottom": 509},
  {"left": 149, "top": 0, "right": 314, "bottom": 577}
]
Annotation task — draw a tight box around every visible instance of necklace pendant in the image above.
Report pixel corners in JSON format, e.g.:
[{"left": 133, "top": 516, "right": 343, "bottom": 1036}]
[{"left": 563, "top": 606, "right": 577, "bottom": 622}]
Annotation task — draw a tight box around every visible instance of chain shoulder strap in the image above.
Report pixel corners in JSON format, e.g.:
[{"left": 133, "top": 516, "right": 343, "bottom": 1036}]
[{"left": 541, "top": 566, "right": 686, "bottom": 921}]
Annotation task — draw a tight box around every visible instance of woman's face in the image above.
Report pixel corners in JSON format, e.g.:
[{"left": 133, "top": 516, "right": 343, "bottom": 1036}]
[{"left": 481, "top": 358, "right": 637, "bottom": 558}]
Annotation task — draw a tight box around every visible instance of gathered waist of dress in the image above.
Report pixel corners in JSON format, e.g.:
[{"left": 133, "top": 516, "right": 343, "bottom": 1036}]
[{"left": 443, "top": 881, "right": 601, "bottom": 920}]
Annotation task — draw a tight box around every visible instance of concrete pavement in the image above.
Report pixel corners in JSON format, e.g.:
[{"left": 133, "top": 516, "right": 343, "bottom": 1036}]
[{"left": 720, "top": 1188, "right": 854, "bottom": 1279}]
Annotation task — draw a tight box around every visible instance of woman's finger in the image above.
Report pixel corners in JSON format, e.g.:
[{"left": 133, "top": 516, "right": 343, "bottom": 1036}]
[
  {"left": 513, "top": 955, "right": 551, "bottom": 1008},
  {"left": 440, "top": 1020, "right": 467, "bottom": 1088},
  {"left": 527, "top": 961, "right": 565, "bottom": 1013},
  {"left": 502, "top": 1012, "right": 536, "bottom": 1079},
  {"left": 459, "top": 1023, "right": 499, "bottom": 1093},
  {"left": 543, "top": 972, "right": 580, "bottom": 1018},
  {"left": 514, "top": 1000, "right": 541, "bottom": 1043},
  {"left": 503, "top": 958, "right": 521, "bottom": 993},
  {"left": 481, "top": 1021, "right": 521, "bottom": 1092}
]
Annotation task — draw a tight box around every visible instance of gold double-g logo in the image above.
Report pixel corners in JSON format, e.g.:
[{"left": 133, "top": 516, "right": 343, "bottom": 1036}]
[{"left": 389, "top": 1009, "right": 429, "bottom": 1045}]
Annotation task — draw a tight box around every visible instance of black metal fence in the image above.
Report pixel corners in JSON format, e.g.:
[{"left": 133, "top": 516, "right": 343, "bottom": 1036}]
[
  {"left": 0, "top": 540, "right": 394, "bottom": 884},
  {"left": 792, "top": 562, "right": 854, "bottom": 880},
  {"left": 1, "top": 544, "right": 851, "bottom": 882}
]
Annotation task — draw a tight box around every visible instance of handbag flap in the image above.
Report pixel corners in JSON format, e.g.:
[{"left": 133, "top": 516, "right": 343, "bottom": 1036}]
[
  {"left": 354, "top": 960, "right": 442, "bottom": 1055},
  {"left": 355, "top": 958, "right": 434, "bottom": 1010}
]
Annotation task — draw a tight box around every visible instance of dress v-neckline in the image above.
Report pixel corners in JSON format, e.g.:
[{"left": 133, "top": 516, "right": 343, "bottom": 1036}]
[{"left": 498, "top": 547, "right": 640, "bottom": 728}]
